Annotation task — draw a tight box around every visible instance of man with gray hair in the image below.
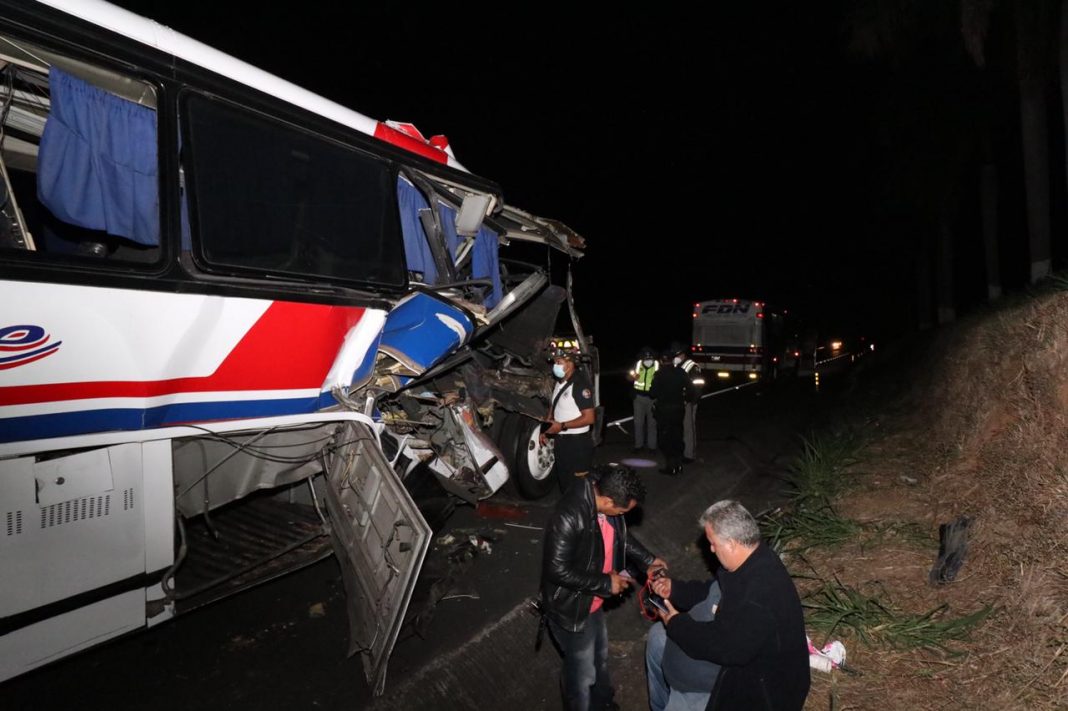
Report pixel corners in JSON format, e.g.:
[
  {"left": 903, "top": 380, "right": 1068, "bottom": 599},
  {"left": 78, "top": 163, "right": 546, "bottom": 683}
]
[{"left": 647, "top": 500, "right": 809, "bottom": 710}]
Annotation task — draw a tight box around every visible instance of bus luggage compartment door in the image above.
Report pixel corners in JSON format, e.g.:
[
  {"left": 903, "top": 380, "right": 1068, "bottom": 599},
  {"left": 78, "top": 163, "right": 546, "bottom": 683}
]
[
  {"left": 0, "top": 443, "right": 147, "bottom": 681},
  {"left": 322, "top": 421, "right": 431, "bottom": 696}
]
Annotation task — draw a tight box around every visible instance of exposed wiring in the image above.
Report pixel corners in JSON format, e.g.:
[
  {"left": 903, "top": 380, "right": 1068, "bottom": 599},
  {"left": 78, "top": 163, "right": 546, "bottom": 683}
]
[
  {"left": 160, "top": 513, "right": 188, "bottom": 600},
  {"left": 175, "top": 425, "right": 370, "bottom": 501},
  {"left": 175, "top": 426, "right": 280, "bottom": 499},
  {"left": 308, "top": 469, "right": 329, "bottom": 529}
]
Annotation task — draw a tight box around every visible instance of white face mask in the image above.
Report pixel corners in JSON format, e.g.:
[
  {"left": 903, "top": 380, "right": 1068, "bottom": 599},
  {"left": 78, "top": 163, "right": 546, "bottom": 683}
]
[
  {"left": 552, "top": 363, "right": 567, "bottom": 379},
  {"left": 673, "top": 357, "right": 683, "bottom": 366},
  {"left": 642, "top": 359, "right": 654, "bottom": 368}
]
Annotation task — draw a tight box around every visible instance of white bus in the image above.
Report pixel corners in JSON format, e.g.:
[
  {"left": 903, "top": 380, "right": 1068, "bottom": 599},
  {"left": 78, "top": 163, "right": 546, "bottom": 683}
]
[
  {"left": 0, "top": 0, "right": 589, "bottom": 694},
  {"left": 690, "top": 298, "right": 786, "bottom": 381}
]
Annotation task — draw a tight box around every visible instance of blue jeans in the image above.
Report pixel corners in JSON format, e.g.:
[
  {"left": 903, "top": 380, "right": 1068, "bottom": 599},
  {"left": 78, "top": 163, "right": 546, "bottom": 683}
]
[
  {"left": 646, "top": 623, "right": 711, "bottom": 711},
  {"left": 645, "top": 581, "right": 721, "bottom": 711},
  {"left": 549, "top": 610, "right": 613, "bottom": 711}
]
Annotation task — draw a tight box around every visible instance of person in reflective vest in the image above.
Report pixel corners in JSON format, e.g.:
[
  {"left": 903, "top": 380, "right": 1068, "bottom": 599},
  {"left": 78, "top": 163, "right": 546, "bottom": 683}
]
[
  {"left": 651, "top": 347, "right": 695, "bottom": 476},
  {"left": 630, "top": 346, "right": 659, "bottom": 452},
  {"left": 671, "top": 342, "right": 705, "bottom": 463}
]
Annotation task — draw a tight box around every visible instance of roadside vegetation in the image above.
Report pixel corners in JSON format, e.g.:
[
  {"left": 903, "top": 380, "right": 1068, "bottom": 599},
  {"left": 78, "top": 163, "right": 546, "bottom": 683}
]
[
  {"left": 763, "top": 281, "right": 1068, "bottom": 709},
  {"left": 761, "top": 431, "right": 991, "bottom": 662}
]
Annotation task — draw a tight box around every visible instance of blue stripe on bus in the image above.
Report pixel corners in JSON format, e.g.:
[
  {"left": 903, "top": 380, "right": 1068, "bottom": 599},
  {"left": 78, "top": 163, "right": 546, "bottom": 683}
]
[{"left": 0, "top": 396, "right": 328, "bottom": 444}]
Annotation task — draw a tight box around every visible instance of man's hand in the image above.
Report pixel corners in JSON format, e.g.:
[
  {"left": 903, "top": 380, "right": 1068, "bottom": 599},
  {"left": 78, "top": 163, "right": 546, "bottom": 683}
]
[
  {"left": 647, "top": 558, "right": 668, "bottom": 579},
  {"left": 651, "top": 575, "right": 672, "bottom": 599},
  {"left": 539, "top": 420, "right": 560, "bottom": 445},
  {"left": 609, "top": 571, "right": 632, "bottom": 595},
  {"left": 655, "top": 598, "right": 678, "bottom": 624}
]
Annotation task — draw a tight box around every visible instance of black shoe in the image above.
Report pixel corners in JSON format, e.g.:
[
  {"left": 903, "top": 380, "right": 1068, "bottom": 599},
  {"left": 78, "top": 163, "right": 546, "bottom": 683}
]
[
  {"left": 632, "top": 446, "right": 643, "bottom": 453},
  {"left": 683, "top": 457, "right": 696, "bottom": 464},
  {"left": 658, "top": 467, "right": 675, "bottom": 475}
]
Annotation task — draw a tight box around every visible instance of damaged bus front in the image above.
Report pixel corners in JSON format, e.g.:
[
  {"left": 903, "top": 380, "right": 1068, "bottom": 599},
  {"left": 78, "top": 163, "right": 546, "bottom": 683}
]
[{"left": 0, "top": 0, "right": 592, "bottom": 696}]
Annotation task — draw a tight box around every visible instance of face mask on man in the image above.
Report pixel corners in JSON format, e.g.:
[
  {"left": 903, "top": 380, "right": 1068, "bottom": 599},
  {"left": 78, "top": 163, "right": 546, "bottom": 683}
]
[
  {"left": 673, "top": 357, "right": 683, "bottom": 367},
  {"left": 642, "top": 359, "right": 654, "bottom": 368},
  {"left": 552, "top": 363, "right": 567, "bottom": 379}
]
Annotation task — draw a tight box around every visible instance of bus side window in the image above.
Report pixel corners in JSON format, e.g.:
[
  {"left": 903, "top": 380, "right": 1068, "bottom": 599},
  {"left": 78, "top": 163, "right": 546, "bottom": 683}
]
[{"left": 0, "top": 37, "right": 160, "bottom": 265}]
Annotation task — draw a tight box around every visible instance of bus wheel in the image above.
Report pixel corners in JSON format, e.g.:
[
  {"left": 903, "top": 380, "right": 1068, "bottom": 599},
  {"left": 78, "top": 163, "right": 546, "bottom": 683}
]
[{"left": 502, "top": 413, "right": 556, "bottom": 499}]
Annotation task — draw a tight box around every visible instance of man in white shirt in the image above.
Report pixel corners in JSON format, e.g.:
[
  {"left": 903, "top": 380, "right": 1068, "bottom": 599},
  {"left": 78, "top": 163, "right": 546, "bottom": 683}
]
[{"left": 542, "top": 347, "right": 596, "bottom": 493}]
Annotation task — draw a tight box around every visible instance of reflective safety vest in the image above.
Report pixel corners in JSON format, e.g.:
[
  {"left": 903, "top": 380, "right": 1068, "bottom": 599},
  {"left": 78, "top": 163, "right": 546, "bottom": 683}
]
[
  {"left": 633, "top": 360, "right": 658, "bottom": 392},
  {"left": 682, "top": 358, "right": 705, "bottom": 387}
]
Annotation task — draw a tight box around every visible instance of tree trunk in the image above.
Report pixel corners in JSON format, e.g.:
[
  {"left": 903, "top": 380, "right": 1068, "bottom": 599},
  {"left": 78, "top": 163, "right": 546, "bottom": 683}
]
[
  {"left": 936, "top": 217, "right": 955, "bottom": 324},
  {"left": 916, "top": 241, "right": 933, "bottom": 330},
  {"left": 981, "top": 163, "right": 1001, "bottom": 300},
  {"left": 1061, "top": 0, "right": 1068, "bottom": 275},
  {"left": 1019, "top": 5, "right": 1052, "bottom": 283}
]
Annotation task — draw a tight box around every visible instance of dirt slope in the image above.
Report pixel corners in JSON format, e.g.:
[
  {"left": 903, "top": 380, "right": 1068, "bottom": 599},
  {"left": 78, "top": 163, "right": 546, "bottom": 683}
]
[{"left": 804, "top": 291, "right": 1068, "bottom": 710}]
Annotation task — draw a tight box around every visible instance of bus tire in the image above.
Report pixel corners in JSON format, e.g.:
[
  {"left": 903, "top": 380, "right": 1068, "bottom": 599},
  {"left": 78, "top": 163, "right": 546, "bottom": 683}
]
[{"left": 502, "top": 413, "right": 556, "bottom": 499}]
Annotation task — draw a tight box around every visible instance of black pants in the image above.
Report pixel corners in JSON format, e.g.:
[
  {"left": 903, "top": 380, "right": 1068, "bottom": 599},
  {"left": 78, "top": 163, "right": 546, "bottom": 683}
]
[
  {"left": 553, "top": 431, "right": 594, "bottom": 493},
  {"left": 657, "top": 406, "right": 684, "bottom": 469}
]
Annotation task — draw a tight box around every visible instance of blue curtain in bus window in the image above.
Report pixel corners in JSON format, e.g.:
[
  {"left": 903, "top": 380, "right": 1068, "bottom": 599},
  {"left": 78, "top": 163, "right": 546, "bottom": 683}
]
[
  {"left": 396, "top": 176, "right": 437, "bottom": 284},
  {"left": 37, "top": 67, "right": 158, "bottom": 246},
  {"left": 435, "top": 202, "right": 462, "bottom": 263},
  {"left": 472, "top": 224, "right": 502, "bottom": 308},
  {"left": 436, "top": 202, "right": 502, "bottom": 308}
]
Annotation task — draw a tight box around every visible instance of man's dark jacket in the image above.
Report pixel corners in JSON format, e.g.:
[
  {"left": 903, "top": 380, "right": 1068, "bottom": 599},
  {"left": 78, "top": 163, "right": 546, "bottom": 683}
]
[
  {"left": 665, "top": 543, "right": 809, "bottom": 711},
  {"left": 649, "top": 364, "right": 694, "bottom": 412},
  {"left": 541, "top": 477, "right": 656, "bottom": 632}
]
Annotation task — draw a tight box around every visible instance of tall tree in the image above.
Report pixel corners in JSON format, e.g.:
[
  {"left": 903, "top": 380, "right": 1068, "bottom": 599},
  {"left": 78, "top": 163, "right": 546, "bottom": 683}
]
[{"left": 964, "top": 0, "right": 1057, "bottom": 283}]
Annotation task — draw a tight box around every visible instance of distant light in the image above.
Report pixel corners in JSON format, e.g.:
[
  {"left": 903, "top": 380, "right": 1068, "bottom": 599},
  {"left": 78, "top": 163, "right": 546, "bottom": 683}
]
[
  {"left": 757, "top": 313, "right": 764, "bottom": 319},
  {"left": 748, "top": 372, "right": 759, "bottom": 380},
  {"left": 793, "top": 351, "right": 800, "bottom": 357},
  {"left": 831, "top": 341, "right": 843, "bottom": 350},
  {"left": 717, "top": 372, "right": 731, "bottom": 379},
  {"left": 772, "top": 356, "right": 778, "bottom": 363},
  {"left": 870, "top": 344, "right": 875, "bottom": 352},
  {"left": 732, "top": 298, "right": 738, "bottom": 303}
]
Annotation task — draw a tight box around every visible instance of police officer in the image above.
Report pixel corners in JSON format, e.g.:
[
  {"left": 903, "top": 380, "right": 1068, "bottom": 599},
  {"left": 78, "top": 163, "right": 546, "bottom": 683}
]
[
  {"left": 670, "top": 342, "right": 705, "bottom": 463},
  {"left": 542, "top": 346, "right": 596, "bottom": 493},
  {"left": 650, "top": 348, "right": 695, "bottom": 476},
  {"left": 630, "top": 346, "right": 659, "bottom": 452}
]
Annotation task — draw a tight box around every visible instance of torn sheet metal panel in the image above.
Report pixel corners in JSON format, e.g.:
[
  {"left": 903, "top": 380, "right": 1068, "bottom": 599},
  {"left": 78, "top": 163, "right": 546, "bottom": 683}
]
[
  {"left": 321, "top": 421, "right": 431, "bottom": 696},
  {"left": 428, "top": 403, "right": 508, "bottom": 502},
  {"left": 320, "top": 308, "right": 387, "bottom": 398},
  {"left": 492, "top": 204, "right": 585, "bottom": 258},
  {"left": 377, "top": 291, "right": 474, "bottom": 377}
]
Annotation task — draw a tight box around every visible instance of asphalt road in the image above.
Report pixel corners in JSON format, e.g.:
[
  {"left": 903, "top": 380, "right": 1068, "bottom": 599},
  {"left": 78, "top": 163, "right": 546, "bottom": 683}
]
[{"left": 2, "top": 372, "right": 844, "bottom": 711}]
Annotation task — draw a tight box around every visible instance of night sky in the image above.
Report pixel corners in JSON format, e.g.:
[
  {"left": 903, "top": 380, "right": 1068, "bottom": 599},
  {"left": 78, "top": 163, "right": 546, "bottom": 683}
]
[{"left": 106, "top": 2, "right": 1063, "bottom": 367}]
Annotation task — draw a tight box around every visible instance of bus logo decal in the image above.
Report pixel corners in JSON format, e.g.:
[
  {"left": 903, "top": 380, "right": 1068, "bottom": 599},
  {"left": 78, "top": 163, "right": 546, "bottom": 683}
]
[{"left": 0, "top": 325, "right": 62, "bottom": 370}]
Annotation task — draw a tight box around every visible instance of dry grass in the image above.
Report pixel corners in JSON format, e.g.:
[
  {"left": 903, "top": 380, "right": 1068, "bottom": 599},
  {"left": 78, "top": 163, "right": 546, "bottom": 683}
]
[{"left": 801, "top": 290, "right": 1068, "bottom": 710}]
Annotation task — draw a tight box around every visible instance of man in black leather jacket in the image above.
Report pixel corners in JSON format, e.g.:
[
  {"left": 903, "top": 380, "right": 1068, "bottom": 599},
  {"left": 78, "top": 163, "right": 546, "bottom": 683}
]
[{"left": 541, "top": 464, "right": 667, "bottom": 710}]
